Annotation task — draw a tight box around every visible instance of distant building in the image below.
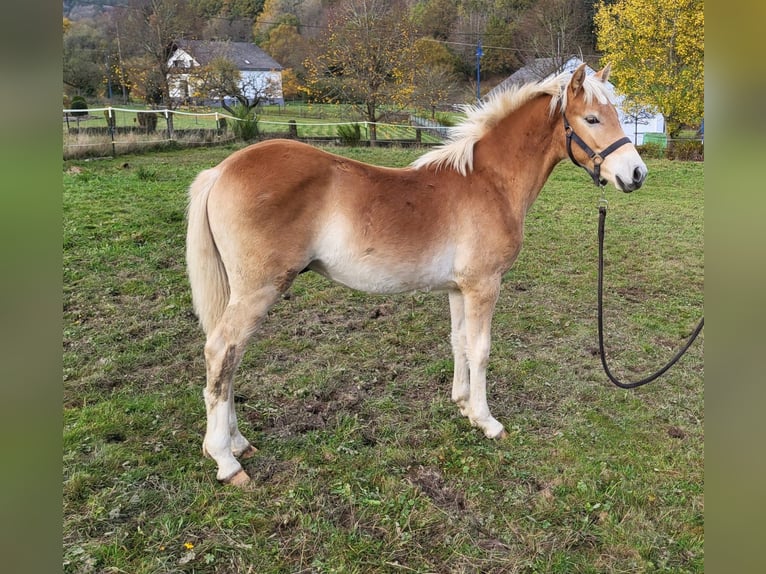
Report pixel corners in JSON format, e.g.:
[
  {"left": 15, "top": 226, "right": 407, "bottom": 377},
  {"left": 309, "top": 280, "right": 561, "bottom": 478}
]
[
  {"left": 489, "top": 56, "right": 665, "bottom": 145},
  {"left": 167, "top": 40, "right": 284, "bottom": 106}
]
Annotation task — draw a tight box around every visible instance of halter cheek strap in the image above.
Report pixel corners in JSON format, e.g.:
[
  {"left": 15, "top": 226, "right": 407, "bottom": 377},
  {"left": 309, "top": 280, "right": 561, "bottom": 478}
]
[{"left": 562, "top": 112, "right": 632, "bottom": 187}]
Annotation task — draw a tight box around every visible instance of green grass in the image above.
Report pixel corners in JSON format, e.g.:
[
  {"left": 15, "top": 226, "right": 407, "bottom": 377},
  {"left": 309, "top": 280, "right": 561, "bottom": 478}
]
[{"left": 64, "top": 145, "right": 703, "bottom": 573}]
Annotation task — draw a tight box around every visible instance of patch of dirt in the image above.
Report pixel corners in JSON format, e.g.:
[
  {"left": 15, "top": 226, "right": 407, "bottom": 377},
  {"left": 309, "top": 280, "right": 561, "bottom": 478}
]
[
  {"left": 614, "top": 285, "right": 651, "bottom": 303},
  {"left": 667, "top": 426, "right": 686, "bottom": 439},
  {"left": 406, "top": 465, "right": 466, "bottom": 512},
  {"left": 248, "top": 455, "right": 299, "bottom": 483},
  {"left": 244, "top": 383, "right": 371, "bottom": 438}
]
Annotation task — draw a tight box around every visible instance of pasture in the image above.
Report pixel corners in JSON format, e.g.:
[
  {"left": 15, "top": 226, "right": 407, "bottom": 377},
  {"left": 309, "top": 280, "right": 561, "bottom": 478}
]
[{"left": 63, "top": 144, "right": 703, "bottom": 573}]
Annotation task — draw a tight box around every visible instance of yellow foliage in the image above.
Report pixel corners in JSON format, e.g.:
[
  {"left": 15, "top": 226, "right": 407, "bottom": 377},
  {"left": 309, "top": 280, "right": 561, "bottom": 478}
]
[
  {"left": 594, "top": 0, "right": 704, "bottom": 135},
  {"left": 303, "top": 0, "right": 418, "bottom": 123},
  {"left": 280, "top": 68, "right": 301, "bottom": 99}
]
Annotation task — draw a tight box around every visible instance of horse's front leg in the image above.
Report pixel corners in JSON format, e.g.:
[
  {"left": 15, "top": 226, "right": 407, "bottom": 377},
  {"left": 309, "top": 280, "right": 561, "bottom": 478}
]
[
  {"left": 449, "top": 290, "right": 470, "bottom": 415},
  {"left": 461, "top": 284, "right": 507, "bottom": 439}
]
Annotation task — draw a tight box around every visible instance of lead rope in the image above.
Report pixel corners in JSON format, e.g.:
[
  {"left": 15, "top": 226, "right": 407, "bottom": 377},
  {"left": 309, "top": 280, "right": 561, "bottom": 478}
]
[{"left": 597, "top": 203, "right": 704, "bottom": 388}]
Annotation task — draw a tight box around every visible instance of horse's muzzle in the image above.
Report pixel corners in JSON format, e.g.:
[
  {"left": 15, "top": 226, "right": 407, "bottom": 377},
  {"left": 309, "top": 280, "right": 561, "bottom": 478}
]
[{"left": 617, "top": 165, "right": 647, "bottom": 193}]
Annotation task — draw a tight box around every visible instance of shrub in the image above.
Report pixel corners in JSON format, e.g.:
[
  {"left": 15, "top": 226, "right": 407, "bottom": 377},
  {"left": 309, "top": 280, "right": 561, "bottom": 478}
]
[
  {"left": 337, "top": 122, "right": 362, "bottom": 146},
  {"left": 636, "top": 142, "right": 665, "bottom": 160},
  {"left": 230, "top": 105, "right": 259, "bottom": 141},
  {"left": 137, "top": 112, "right": 158, "bottom": 133},
  {"left": 70, "top": 96, "right": 88, "bottom": 117},
  {"left": 668, "top": 140, "right": 704, "bottom": 161},
  {"left": 434, "top": 112, "right": 457, "bottom": 127}
]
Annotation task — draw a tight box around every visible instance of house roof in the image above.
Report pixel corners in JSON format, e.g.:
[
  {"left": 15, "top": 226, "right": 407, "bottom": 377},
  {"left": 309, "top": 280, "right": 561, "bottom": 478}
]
[
  {"left": 173, "top": 40, "right": 283, "bottom": 71},
  {"left": 489, "top": 56, "right": 597, "bottom": 98}
]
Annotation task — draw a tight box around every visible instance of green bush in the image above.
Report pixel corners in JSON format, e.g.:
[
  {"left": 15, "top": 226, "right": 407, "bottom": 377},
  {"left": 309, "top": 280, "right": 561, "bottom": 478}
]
[
  {"left": 230, "top": 105, "right": 259, "bottom": 141},
  {"left": 337, "top": 122, "right": 362, "bottom": 146},
  {"left": 70, "top": 96, "right": 88, "bottom": 117},
  {"left": 636, "top": 142, "right": 665, "bottom": 160},
  {"left": 434, "top": 112, "right": 457, "bottom": 127}
]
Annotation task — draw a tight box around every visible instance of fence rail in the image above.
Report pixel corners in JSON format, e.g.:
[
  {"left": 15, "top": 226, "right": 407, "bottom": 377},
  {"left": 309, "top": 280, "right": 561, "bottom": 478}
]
[{"left": 63, "top": 106, "right": 447, "bottom": 159}]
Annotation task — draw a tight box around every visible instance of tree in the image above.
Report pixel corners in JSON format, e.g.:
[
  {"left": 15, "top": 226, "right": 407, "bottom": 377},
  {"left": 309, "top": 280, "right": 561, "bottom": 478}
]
[
  {"left": 189, "top": 56, "right": 242, "bottom": 110},
  {"left": 515, "top": 0, "right": 592, "bottom": 70},
  {"left": 63, "top": 18, "right": 110, "bottom": 97},
  {"left": 412, "top": 37, "right": 459, "bottom": 118},
  {"left": 260, "top": 17, "right": 308, "bottom": 74},
  {"left": 116, "top": 0, "right": 198, "bottom": 107},
  {"left": 412, "top": 0, "right": 459, "bottom": 41},
  {"left": 594, "top": 0, "right": 704, "bottom": 137},
  {"left": 304, "top": 0, "right": 419, "bottom": 144},
  {"left": 480, "top": 14, "right": 520, "bottom": 76},
  {"left": 188, "top": 55, "right": 281, "bottom": 113}
]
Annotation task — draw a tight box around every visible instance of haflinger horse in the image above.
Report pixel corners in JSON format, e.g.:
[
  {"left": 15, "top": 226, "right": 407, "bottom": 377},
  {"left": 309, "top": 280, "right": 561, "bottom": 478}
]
[{"left": 186, "top": 64, "right": 647, "bottom": 485}]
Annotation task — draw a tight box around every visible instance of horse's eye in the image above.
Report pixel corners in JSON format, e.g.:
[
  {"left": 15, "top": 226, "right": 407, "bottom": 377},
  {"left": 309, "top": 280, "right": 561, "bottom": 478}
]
[{"left": 585, "top": 115, "right": 600, "bottom": 125}]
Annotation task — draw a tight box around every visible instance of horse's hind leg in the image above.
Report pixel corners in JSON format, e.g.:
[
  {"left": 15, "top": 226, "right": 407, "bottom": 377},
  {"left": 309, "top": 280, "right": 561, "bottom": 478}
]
[
  {"left": 227, "top": 381, "right": 256, "bottom": 459},
  {"left": 449, "top": 290, "right": 470, "bottom": 414},
  {"left": 203, "top": 286, "right": 280, "bottom": 485}
]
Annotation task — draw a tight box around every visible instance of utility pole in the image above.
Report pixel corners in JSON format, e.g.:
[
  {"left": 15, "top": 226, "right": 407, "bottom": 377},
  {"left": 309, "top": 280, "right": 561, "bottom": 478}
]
[{"left": 475, "top": 39, "right": 483, "bottom": 103}]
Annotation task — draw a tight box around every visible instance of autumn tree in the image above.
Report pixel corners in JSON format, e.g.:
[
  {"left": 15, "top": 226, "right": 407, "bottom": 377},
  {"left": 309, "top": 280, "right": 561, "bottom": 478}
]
[
  {"left": 189, "top": 56, "right": 242, "bottom": 110},
  {"left": 188, "top": 54, "right": 282, "bottom": 113},
  {"left": 480, "top": 13, "right": 520, "bottom": 76},
  {"left": 412, "top": 37, "right": 459, "bottom": 118},
  {"left": 515, "top": 0, "right": 592, "bottom": 70},
  {"left": 260, "top": 16, "right": 307, "bottom": 72},
  {"left": 116, "top": 0, "right": 198, "bottom": 108},
  {"left": 594, "top": 0, "right": 704, "bottom": 137},
  {"left": 412, "top": 0, "right": 459, "bottom": 41},
  {"left": 304, "top": 0, "right": 419, "bottom": 144}
]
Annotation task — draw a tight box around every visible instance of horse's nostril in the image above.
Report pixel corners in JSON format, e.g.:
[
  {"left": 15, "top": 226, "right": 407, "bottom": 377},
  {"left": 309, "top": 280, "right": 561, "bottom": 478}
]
[{"left": 633, "top": 166, "right": 645, "bottom": 183}]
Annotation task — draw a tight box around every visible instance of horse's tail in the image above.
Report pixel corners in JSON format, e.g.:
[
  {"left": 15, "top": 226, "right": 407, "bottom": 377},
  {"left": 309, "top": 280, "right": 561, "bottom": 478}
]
[{"left": 186, "top": 168, "right": 229, "bottom": 335}]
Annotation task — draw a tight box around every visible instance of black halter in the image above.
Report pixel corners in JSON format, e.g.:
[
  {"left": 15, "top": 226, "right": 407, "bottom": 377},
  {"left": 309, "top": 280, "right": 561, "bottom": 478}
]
[{"left": 562, "top": 112, "right": 632, "bottom": 187}]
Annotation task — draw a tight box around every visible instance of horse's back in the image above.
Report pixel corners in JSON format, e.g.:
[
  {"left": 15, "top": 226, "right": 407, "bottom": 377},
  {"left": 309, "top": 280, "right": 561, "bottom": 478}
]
[{"left": 202, "top": 140, "right": 463, "bottom": 294}]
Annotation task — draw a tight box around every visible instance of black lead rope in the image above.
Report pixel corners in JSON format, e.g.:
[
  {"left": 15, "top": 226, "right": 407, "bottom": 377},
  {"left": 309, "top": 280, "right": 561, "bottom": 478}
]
[{"left": 597, "top": 204, "right": 704, "bottom": 388}]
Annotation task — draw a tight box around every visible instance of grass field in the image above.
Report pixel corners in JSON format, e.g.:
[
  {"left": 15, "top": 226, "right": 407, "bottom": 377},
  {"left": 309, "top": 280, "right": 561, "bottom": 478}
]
[{"left": 63, "top": 144, "right": 703, "bottom": 573}]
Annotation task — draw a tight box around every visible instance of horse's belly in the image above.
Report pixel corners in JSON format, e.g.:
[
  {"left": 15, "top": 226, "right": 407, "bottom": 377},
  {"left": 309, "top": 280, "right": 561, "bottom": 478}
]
[
  {"left": 308, "top": 253, "right": 456, "bottom": 294},
  {"left": 308, "top": 212, "right": 458, "bottom": 294}
]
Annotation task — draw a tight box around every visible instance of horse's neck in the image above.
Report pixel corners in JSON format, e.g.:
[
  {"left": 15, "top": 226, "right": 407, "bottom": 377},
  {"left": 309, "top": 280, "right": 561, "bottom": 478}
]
[{"left": 473, "top": 96, "right": 562, "bottom": 213}]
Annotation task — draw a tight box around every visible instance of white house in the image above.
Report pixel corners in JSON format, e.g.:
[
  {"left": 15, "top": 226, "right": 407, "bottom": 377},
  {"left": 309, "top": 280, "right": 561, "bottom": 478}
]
[
  {"left": 167, "top": 40, "right": 284, "bottom": 106},
  {"left": 489, "top": 56, "right": 664, "bottom": 145}
]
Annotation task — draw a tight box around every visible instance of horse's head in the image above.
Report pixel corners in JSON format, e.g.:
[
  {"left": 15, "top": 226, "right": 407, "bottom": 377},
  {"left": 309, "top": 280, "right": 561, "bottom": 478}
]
[{"left": 561, "top": 64, "right": 647, "bottom": 193}]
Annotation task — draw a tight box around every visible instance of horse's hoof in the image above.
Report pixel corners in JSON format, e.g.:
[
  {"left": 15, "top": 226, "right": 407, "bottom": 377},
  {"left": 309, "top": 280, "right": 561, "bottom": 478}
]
[
  {"left": 220, "top": 469, "right": 251, "bottom": 486},
  {"left": 238, "top": 445, "right": 258, "bottom": 459}
]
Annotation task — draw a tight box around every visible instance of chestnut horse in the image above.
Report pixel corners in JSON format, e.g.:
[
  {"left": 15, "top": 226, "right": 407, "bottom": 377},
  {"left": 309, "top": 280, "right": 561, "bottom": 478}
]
[{"left": 186, "top": 64, "right": 647, "bottom": 485}]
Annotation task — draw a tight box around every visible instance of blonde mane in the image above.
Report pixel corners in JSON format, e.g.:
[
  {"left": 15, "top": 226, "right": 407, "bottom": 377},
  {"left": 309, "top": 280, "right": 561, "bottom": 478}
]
[{"left": 411, "top": 69, "right": 614, "bottom": 175}]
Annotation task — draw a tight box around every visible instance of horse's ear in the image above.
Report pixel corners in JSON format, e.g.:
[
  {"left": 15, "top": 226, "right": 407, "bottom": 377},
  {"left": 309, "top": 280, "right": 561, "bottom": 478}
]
[
  {"left": 569, "top": 63, "right": 588, "bottom": 96},
  {"left": 595, "top": 63, "right": 611, "bottom": 83}
]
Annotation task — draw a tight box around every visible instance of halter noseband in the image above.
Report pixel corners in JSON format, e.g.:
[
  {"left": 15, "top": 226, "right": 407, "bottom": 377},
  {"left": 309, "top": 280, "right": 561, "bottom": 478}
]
[{"left": 562, "top": 112, "right": 632, "bottom": 187}]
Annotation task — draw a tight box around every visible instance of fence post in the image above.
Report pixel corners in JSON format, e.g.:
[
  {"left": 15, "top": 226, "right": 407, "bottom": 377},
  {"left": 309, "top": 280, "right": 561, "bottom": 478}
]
[
  {"left": 164, "top": 109, "right": 174, "bottom": 141},
  {"left": 288, "top": 119, "right": 298, "bottom": 138},
  {"left": 108, "top": 107, "right": 116, "bottom": 156}
]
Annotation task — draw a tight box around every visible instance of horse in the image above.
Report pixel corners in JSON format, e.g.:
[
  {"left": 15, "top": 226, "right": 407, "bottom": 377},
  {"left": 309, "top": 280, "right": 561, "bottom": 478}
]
[{"left": 186, "top": 64, "right": 647, "bottom": 485}]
